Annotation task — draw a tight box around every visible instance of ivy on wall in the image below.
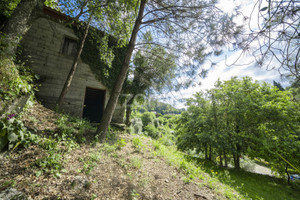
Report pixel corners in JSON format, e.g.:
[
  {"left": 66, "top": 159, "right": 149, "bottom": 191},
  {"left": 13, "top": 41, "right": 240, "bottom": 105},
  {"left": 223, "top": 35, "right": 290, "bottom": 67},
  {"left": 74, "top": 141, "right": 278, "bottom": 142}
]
[{"left": 72, "top": 24, "right": 127, "bottom": 91}]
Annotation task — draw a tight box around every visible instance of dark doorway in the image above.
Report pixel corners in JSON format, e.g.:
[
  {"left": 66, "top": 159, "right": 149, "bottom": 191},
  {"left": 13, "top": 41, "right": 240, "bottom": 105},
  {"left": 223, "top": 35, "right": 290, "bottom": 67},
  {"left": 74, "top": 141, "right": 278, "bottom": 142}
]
[{"left": 82, "top": 88, "right": 105, "bottom": 123}]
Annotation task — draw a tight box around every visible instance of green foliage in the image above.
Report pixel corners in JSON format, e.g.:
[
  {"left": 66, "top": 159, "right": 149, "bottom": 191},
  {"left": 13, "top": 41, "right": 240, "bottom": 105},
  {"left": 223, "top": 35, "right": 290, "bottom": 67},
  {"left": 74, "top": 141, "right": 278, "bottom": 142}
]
[
  {"left": 72, "top": 22, "right": 127, "bottom": 90},
  {"left": 79, "top": 152, "right": 101, "bottom": 175},
  {"left": 102, "top": 143, "right": 118, "bottom": 153},
  {"left": 34, "top": 151, "right": 64, "bottom": 178},
  {"left": 0, "top": 58, "right": 35, "bottom": 101},
  {"left": 129, "top": 157, "right": 142, "bottom": 169},
  {"left": 141, "top": 112, "right": 156, "bottom": 129},
  {"left": 115, "top": 138, "right": 127, "bottom": 150},
  {"left": 131, "top": 117, "right": 143, "bottom": 135},
  {"left": 132, "top": 137, "right": 143, "bottom": 151},
  {"left": 176, "top": 76, "right": 300, "bottom": 176},
  {"left": 0, "top": 114, "right": 35, "bottom": 151},
  {"left": 0, "top": 0, "right": 20, "bottom": 20},
  {"left": 0, "top": 180, "right": 17, "bottom": 191},
  {"left": 55, "top": 114, "right": 94, "bottom": 144},
  {"left": 144, "top": 124, "right": 160, "bottom": 139}
]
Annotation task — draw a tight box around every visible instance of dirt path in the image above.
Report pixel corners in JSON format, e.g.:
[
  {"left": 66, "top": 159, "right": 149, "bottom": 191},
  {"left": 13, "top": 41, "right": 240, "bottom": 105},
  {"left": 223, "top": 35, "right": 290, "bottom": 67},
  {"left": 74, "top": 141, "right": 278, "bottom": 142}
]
[
  {"left": 0, "top": 135, "right": 219, "bottom": 200},
  {"left": 0, "top": 102, "right": 221, "bottom": 199}
]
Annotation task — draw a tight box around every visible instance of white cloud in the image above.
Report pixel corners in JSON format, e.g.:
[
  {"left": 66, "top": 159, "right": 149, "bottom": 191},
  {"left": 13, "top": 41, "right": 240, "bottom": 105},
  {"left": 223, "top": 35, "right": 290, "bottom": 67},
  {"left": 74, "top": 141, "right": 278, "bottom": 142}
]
[{"left": 156, "top": 0, "right": 291, "bottom": 108}]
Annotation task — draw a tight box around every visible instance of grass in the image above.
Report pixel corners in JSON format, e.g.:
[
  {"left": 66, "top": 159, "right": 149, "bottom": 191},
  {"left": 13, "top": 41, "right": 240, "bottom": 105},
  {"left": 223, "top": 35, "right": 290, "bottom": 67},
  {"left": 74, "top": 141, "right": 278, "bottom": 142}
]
[
  {"left": 79, "top": 151, "right": 102, "bottom": 175},
  {"left": 150, "top": 139, "right": 300, "bottom": 200},
  {"left": 191, "top": 157, "right": 300, "bottom": 200}
]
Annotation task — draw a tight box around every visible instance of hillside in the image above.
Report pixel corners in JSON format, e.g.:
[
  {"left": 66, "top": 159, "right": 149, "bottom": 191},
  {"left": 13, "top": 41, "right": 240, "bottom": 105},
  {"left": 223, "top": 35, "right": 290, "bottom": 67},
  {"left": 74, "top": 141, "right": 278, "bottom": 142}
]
[
  {"left": 0, "top": 102, "right": 220, "bottom": 200},
  {"left": 1, "top": 102, "right": 300, "bottom": 200}
]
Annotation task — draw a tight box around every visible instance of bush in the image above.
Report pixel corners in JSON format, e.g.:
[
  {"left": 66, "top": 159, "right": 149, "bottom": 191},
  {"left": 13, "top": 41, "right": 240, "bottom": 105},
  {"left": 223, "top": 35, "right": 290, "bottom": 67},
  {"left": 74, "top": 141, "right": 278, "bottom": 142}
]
[
  {"left": 0, "top": 113, "right": 35, "bottom": 151},
  {"left": 0, "top": 58, "right": 34, "bottom": 101},
  {"left": 141, "top": 112, "right": 156, "bottom": 129},
  {"left": 154, "top": 118, "right": 160, "bottom": 128},
  {"left": 144, "top": 124, "right": 160, "bottom": 139},
  {"left": 131, "top": 117, "right": 143, "bottom": 134}
]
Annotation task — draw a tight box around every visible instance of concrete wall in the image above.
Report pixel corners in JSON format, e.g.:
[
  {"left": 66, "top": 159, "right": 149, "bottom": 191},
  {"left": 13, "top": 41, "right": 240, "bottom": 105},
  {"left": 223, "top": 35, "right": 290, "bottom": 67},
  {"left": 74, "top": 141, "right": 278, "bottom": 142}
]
[{"left": 21, "top": 17, "right": 124, "bottom": 123}]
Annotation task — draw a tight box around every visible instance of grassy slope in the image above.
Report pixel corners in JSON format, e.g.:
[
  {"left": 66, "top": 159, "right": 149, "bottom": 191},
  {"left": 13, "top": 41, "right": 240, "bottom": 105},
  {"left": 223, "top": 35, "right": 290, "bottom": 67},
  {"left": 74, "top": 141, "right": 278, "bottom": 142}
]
[{"left": 0, "top": 102, "right": 299, "bottom": 199}]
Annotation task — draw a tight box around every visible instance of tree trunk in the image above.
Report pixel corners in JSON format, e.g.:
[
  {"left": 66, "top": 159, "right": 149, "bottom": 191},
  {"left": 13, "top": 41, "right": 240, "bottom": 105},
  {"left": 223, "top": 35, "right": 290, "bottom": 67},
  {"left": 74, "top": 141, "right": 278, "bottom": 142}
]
[
  {"left": 233, "top": 153, "right": 240, "bottom": 169},
  {"left": 286, "top": 164, "right": 290, "bottom": 185},
  {"left": 125, "top": 95, "right": 135, "bottom": 126},
  {"left": 96, "top": 0, "right": 147, "bottom": 142},
  {"left": 219, "top": 151, "right": 223, "bottom": 167},
  {"left": 0, "top": 0, "right": 45, "bottom": 58},
  {"left": 205, "top": 145, "right": 208, "bottom": 160},
  {"left": 223, "top": 150, "right": 228, "bottom": 167},
  {"left": 56, "top": 14, "right": 93, "bottom": 106},
  {"left": 208, "top": 145, "right": 212, "bottom": 161}
]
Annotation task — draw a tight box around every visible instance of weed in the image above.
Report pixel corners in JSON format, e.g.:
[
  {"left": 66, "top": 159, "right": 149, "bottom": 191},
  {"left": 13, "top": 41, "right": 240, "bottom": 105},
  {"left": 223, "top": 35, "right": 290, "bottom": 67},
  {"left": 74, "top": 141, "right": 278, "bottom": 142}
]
[
  {"left": 116, "top": 138, "right": 127, "bottom": 150},
  {"left": 132, "top": 137, "right": 143, "bottom": 152},
  {"left": 90, "top": 194, "right": 97, "bottom": 200},
  {"left": 0, "top": 114, "right": 36, "bottom": 151},
  {"left": 80, "top": 151, "right": 101, "bottom": 175},
  {"left": 34, "top": 151, "right": 64, "bottom": 177},
  {"left": 102, "top": 143, "right": 117, "bottom": 153},
  {"left": 183, "top": 176, "right": 191, "bottom": 184},
  {"left": 152, "top": 151, "right": 157, "bottom": 157},
  {"left": 129, "top": 157, "right": 142, "bottom": 169},
  {"left": 0, "top": 180, "right": 16, "bottom": 190},
  {"left": 130, "top": 189, "right": 140, "bottom": 200}
]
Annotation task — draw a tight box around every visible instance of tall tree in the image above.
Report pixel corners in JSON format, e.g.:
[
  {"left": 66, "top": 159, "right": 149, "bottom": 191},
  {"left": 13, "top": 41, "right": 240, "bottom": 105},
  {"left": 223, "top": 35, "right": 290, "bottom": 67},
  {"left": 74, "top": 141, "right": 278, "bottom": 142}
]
[
  {"left": 56, "top": 13, "right": 93, "bottom": 106},
  {"left": 55, "top": 0, "right": 136, "bottom": 106},
  {"left": 97, "top": 0, "right": 242, "bottom": 141},
  {"left": 176, "top": 77, "right": 300, "bottom": 172},
  {"left": 238, "top": 0, "right": 299, "bottom": 81},
  {"left": 96, "top": 0, "right": 147, "bottom": 141},
  {"left": 0, "top": 0, "right": 45, "bottom": 58},
  {"left": 124, "top": 46, "right": 177, "bottom": 126}
]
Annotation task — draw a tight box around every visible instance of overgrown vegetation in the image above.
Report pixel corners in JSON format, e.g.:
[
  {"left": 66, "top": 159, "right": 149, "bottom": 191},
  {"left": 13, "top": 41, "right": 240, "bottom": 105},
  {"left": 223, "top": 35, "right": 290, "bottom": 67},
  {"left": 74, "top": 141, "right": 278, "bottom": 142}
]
[{"left": 176, "top": 77, "right": 300, "bottom": 179}]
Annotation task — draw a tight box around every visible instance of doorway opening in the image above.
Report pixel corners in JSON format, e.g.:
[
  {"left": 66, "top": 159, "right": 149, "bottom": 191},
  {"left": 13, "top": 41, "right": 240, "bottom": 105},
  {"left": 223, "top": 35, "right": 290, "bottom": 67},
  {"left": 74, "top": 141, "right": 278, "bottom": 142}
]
[{"left": 82, "top": 88, "right": 105, "bottom": 123}]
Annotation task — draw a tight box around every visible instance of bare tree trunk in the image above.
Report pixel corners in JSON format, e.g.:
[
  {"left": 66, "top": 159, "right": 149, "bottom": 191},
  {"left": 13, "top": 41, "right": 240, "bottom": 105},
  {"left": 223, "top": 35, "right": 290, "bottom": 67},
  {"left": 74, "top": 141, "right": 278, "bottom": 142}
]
[
  {"left": 219, "top": 151, "right": 223, "bottom": 167},
  {"left": 286, "top": 164, "right": 291, "bottom": 185},
  {"left": 223, "top": 150, "right": 228, "bottom": 167},
  {"left": 205, "top": 145, "right": 208, "bottom": 160},
  {"left": 125, "top": 95, "right": 135, "bottom": 126},
  {"left": 208, "top": 145, "right": 212, "bottom": 161},
  {"left": 233, "top": 152, "right": 240, "bottom": 169},
  {"left": 56, "top": 14, "right": 93, "bottom": 106},
  {"left": 96, "top": 0, "right": 147, "bottom": 142},
  {"left": 0, "top": 0, "right": 45, "bottom": 58}
]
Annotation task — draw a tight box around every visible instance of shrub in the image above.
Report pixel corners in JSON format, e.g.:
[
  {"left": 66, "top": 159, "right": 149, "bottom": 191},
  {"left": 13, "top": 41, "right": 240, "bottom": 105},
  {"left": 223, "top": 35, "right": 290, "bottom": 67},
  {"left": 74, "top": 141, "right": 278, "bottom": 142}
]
[
  {"left": 0, "top": 58, "right": 34, "bottom": 101},
  {"left": 0, "top": 113, "right": 35, "bottom": 151},
  {"left": 132, "top": 137, "right": 143, "bottom": 151},
  {"left": 141, "top": 112, "right": 156, "bottom": 129},
  {"left": 144, "top": 124, "right": 160, "bottom": 139},
  {"left": 154, "top": 118, "right": 160, "bottom": 128},
  {"left": 131, "top": 117, "right": 143, "bottom": 134}
]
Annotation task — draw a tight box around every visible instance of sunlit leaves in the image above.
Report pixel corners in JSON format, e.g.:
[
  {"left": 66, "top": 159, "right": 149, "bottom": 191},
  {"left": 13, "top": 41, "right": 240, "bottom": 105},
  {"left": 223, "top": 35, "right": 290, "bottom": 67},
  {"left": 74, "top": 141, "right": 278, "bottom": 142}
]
[{"left": 176, "top": 77, "right": 300, "bottom": 174}]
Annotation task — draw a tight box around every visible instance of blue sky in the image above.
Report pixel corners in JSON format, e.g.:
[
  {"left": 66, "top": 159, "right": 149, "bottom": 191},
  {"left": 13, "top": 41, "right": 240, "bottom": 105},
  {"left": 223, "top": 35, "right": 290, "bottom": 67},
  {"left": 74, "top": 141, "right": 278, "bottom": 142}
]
[{"left": 156, "top": 0, "right": 291, "bottom": 108}]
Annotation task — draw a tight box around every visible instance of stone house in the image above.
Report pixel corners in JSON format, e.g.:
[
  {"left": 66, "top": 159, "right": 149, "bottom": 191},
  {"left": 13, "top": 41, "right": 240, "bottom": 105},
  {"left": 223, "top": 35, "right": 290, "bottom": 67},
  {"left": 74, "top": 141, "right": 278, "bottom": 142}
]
[{"left": 20, "top": 6, "right": 124, "bottom": 123}]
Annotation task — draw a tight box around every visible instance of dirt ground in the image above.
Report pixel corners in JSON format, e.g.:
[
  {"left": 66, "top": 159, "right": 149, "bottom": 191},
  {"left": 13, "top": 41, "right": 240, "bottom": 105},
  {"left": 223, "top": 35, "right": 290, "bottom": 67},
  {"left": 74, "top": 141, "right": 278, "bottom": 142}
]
[{"left": 0, "top": 103, "right": 221, "bottom": 200}]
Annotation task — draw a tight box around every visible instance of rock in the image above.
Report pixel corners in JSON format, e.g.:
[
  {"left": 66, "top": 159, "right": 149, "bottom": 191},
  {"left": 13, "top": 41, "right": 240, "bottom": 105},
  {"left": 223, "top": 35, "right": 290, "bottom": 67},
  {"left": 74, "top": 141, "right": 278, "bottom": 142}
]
[
  {"left": 71, "top": 176, "right": 90, "bottom": 190},
  {"left": 0, "top": 188, "right": 30, "bottom": 200}
]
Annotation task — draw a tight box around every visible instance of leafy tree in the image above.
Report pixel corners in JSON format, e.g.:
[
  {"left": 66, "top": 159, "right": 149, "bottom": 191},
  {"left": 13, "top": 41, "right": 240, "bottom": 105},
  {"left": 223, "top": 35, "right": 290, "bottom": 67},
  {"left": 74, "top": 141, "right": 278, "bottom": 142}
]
[
  {"left": 0, "top": 0, "right": 20, "bottom": 25},
  {"left": 273, "top": 80, "right": 285, "bottom": 91},
  {"left": 176, "top": 77, "right": 300, "bottom": 172},
  {"left": 124, "top": 46, "right": 177, "bottom": 125},
  {"left": 56, "top": 0, "right": 137, "bottom": 106},
  {"left": 96, "top": 0, "right": 242, "bottom": 141},
  {"left": 0, "top": 0, "right": 46, "bottom": 58},
  {"left": 141, "top": 112, "right": 156, "bottom": 129}
]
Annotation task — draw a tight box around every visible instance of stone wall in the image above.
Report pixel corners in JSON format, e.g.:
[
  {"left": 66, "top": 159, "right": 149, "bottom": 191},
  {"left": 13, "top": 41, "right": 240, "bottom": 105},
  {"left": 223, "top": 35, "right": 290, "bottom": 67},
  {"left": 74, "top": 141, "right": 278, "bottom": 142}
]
[{"left": 21, "top": 16, "right": 124, "bottom": 123}]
